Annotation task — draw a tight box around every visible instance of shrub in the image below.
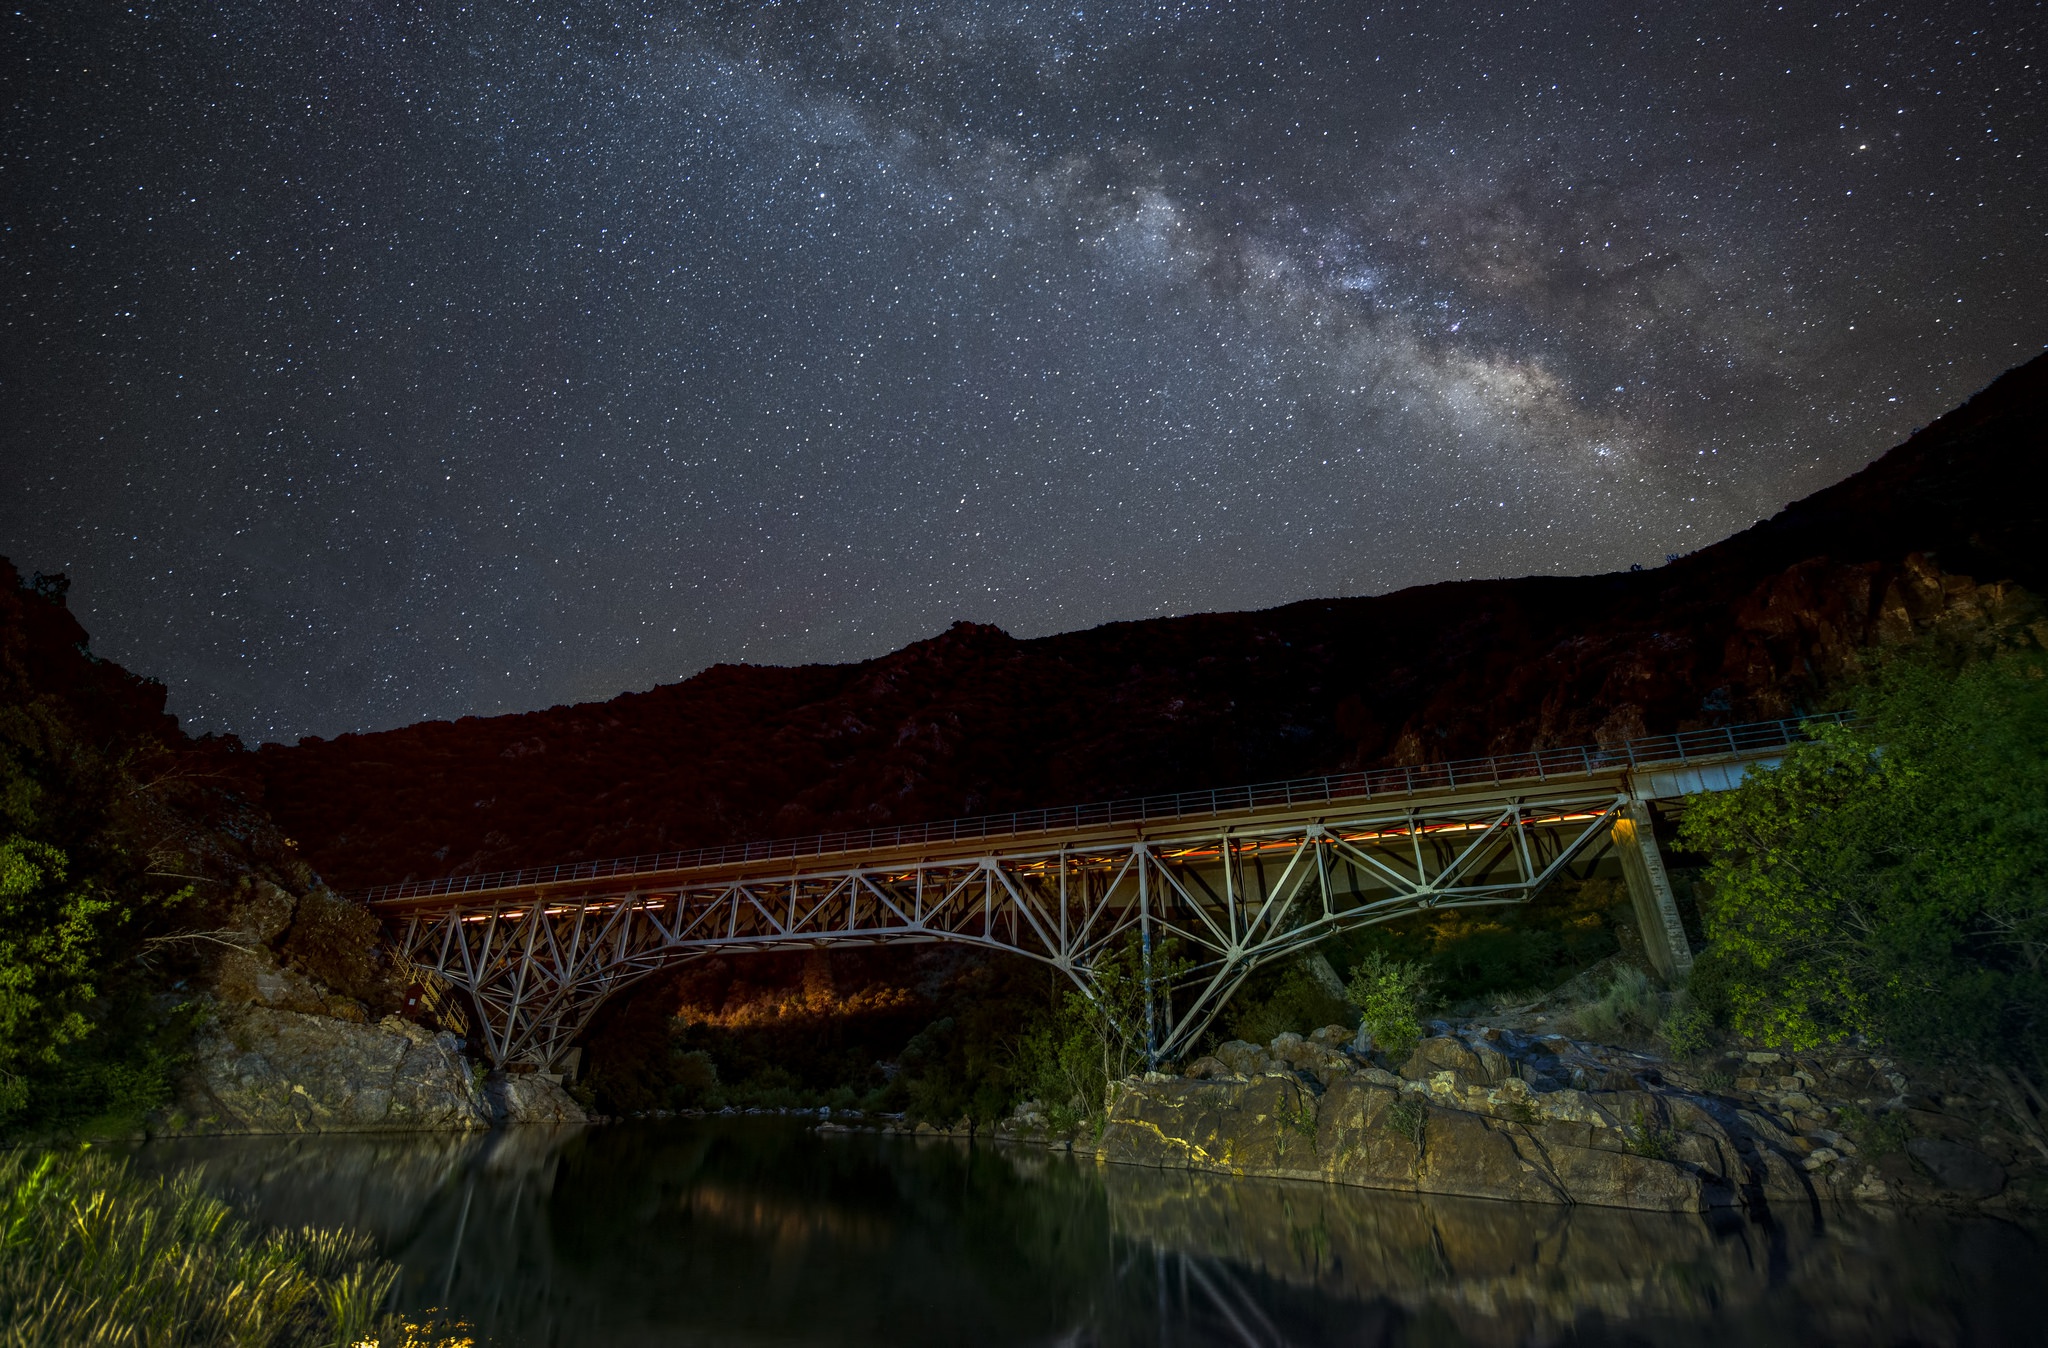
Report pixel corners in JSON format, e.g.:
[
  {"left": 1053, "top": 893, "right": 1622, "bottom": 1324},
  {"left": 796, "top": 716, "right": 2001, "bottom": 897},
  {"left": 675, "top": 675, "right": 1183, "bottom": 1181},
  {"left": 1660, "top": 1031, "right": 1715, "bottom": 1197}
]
[
  {"left": 1838, "top": 1104, "right": 1915, "bottom": 1156},
  {"left": 1658, "top": 999, "right": 1716, "bottom": 1057},
  {"left": 278, "top": 887, "right": 387, "bottom": 1007},
  {"left": 1384, "top": 1096, "right": 1427, "bottom": 1148},
  {"left": 1014, "top": 993, "right": 1107, "bottom": 1134},
  {"left": 1571, "top": 965, "right": 1660, "bottom": 1044},
  {"left": 1623, "top": 1105, "right": 1679, "bottom": 1160},
  {"left": 1345, "top": 952, "right": 1433, "bottom": 1060}
]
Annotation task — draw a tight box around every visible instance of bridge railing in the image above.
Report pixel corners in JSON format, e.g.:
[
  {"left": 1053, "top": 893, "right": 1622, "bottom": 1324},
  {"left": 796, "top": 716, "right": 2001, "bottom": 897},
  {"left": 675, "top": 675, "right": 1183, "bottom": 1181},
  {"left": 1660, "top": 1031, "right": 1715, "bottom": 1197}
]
[{"left": 356, "top": 712, "right": 1852, "bottom": 905}]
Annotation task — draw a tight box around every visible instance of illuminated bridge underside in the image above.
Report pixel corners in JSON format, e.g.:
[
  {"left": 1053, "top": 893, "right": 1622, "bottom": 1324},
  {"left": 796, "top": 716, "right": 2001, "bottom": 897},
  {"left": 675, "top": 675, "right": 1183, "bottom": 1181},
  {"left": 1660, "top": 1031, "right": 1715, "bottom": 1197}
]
[
  {"left": 391, "top": 790, "right": 1628, "bottom": 1068},
  {"left": 378, "top": 717, "right": 1844, "bottom": 1070}
]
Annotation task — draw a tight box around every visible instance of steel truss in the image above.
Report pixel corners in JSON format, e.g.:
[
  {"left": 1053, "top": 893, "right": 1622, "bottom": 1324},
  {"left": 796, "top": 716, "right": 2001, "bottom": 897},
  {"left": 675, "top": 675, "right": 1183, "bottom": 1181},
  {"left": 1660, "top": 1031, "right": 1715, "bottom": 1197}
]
[{"left": 389, "top": 790, "right": 1628, "bottom": 1068}]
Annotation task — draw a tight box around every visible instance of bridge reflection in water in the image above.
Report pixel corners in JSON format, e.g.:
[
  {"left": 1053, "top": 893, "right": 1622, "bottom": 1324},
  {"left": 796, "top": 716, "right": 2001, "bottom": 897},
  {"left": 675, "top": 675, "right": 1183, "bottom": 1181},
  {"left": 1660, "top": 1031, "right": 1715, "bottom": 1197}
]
[
  {"left": 368, "top": 717, "right": 1844, "bottom": 1071},
  {"left": 135, "top": 1120, "right": 2041, "bottom": 1347}
]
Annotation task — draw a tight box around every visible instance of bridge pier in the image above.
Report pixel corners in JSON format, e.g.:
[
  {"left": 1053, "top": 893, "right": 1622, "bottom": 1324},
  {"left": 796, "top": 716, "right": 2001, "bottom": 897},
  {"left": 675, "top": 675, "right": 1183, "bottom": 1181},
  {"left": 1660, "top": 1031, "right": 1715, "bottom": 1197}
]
[{"left": 1609, "top": 801, "right": 1693, "bottom": 981}]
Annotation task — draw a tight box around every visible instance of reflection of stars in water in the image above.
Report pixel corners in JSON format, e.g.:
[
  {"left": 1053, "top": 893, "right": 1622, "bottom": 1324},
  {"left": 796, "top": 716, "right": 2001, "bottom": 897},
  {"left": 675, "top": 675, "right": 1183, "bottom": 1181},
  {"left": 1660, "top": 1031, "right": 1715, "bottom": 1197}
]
[{"left": 2, "top": 1, "right": 2042, "bottom": 740}]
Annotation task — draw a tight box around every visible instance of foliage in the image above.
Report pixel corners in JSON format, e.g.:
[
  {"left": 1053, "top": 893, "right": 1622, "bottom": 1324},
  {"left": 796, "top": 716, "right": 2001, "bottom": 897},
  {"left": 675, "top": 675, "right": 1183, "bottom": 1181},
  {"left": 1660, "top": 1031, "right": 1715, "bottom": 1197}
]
[
  {"left": 1657, "top": 997, "right": 1716, "bottom": 1057},
  {"left": 1226, "top": 961, "right": 1354, "bottom": 1047},
  {"left": 1013, "top": 995, "right": 1104, "bottom": 1134},
  {"left": 1837, "top": 1104, "right": 1915, "bottom": 1156},
  {"left": 1569, "top": 965, "right": 1661, "bottom": 1044},
  {"left": 0, "top": 719, "right": 192, "bottom": 1132},
  {"left": 1676, "top": 642, "right": 2048, "bottom": 1069},
  {"left": 1014, "top": 935, "right": 1192, "bottom": 1135},
  {"left": 1317, "top": 876, "right": 1627, "bottom": 1014},
  {"left": 1384, "top": 1096, "right": 1426, "bottom": 1149},
  {"left": 1623, "top": 1106, "right": 1678, "bottom": 1161},
  {"left": 0, "top": 1147, "right": 471, "bottom": 1347},
  {"left": 278, "top": 888, "right": 386, "bottom": 1006},
  {"left": 1344, "top": 951, "right": 1433, "bottom": 1060}
]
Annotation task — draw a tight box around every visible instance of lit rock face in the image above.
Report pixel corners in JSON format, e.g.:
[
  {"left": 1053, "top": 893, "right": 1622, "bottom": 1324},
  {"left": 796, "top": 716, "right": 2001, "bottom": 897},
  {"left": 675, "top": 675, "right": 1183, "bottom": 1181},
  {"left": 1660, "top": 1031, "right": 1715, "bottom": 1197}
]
[
  {"left": 1098, "top": 1075, "right": 1747, "bottom": 1211},
  {"left": 166, "top": 1006, "right": 492, "bottom": 1134},
  {"left": 1098, "top": 1029, "right": 1830, "bottom": 1213}
]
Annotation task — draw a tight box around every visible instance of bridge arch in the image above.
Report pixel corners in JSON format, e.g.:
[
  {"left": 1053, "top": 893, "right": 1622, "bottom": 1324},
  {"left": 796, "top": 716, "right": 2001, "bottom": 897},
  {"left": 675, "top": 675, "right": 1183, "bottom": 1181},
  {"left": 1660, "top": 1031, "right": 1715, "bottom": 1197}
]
[{"left": 369, "top": 716, "right": 1835, "bottom": 1070}]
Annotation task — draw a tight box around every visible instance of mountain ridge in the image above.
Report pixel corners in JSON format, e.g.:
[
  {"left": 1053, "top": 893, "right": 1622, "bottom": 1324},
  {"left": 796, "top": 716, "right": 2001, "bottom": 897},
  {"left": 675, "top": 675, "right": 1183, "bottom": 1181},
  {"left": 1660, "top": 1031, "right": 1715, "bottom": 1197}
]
[{"left": 249, "top": 353, "right": 2048, "bottom": 892}]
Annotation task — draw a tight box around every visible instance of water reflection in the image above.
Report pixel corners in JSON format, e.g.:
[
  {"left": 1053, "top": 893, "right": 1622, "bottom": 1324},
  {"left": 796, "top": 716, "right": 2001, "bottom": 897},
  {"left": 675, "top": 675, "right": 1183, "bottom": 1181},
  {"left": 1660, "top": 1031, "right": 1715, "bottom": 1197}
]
[{"left": 135, "top": 1121, "right": 2044, "bottom": 1347}]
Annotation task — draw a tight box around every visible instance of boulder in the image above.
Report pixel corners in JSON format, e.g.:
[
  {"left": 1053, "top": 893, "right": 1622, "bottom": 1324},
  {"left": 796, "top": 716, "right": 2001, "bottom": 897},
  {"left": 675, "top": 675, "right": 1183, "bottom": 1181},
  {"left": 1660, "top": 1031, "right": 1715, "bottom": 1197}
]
[
  {"left": 1181, "top": 1055, "right": 1232, "bottom": 1080},
  {"left": 208, "top": 944, "right": 362, "bottom": 1019},
  {"left": 1906, "top": 1137, "right": 2006, "bottom": 1199},
  {"left": 216, "top": 877, "right": 298, "bottom": 944},
  {"left": 1317, "top": 1081, "right": 1563, "bottom": 1203},
  {"left": 165, "top": 1005, "right": 491, "bottom": 1134},
  {"left": 1211, "top": 1039, "right": 1281, "bottom": 1078},
  {"left": 1400, "top": 1036, "right": 1486, "bottom": 1084},
  {"left": 1465, "top": 1038, "right": 1515, "bottom": 1086},
  {"left": 1268, "top": 1033, "right": 1354, "bottom": 1087},
  {"left": 487, "top": 1072, "right": 590, "bottom": 1126}
]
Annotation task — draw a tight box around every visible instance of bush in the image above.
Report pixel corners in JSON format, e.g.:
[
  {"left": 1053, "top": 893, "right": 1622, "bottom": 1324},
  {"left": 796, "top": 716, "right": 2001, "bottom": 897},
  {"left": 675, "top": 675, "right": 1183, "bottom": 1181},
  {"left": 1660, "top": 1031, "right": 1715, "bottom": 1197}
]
[
  {"left": 1014, "top": 993, "right": 1107, "bottom": 1134},
  {"left": 1010, "top": 935, "right": 1192, "bottom": 1135},
  {"left": 1570, "top": 965, "right": 1661, "bottom": 1044},
  {"left": 1658, "top": 998, "right": 1716, "bottom": 1057},
  {"left": 1838, "top": 1104, "right": 1915, "bottom": 1156},
  {"left": 0, "top": 1147, "right": 471, "bottom": 1346},
  {"left": 1345, "top": 952, "right": 1433, "bottom": 1060},
  {"left": 1676, "top": 642, "right": 2048, "bottom": 1070}
]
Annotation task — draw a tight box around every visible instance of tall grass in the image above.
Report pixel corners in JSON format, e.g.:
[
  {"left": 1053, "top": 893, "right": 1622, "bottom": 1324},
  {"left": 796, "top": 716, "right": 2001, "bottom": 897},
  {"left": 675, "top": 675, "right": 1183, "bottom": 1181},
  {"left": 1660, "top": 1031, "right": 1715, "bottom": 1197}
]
[{"left": 0, "top": 1148, "right": 471, "bottom": 1348}]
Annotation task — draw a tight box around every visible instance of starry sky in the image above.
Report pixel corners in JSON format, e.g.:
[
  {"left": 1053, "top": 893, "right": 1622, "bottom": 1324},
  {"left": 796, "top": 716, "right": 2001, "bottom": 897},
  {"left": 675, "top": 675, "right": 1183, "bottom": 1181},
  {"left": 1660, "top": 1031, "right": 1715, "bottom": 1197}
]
[{"left": 3, "top": 1, "right": 2042, "bottom": 743}]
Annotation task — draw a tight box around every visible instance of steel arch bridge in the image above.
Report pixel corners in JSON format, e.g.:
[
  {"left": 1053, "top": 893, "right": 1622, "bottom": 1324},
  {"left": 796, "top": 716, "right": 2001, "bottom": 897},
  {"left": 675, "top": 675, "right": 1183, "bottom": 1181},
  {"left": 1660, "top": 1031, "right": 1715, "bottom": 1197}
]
[{"left": 364, "top": 716, "right": 1839, "bottom": 1069}]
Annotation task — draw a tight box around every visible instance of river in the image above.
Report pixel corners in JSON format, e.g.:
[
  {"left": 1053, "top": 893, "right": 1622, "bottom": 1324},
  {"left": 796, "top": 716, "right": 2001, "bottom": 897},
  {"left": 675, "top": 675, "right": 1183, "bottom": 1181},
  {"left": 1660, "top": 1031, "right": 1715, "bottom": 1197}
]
[{"left": 132, "top": 1119, "right": 2042, "bottom": 1346}]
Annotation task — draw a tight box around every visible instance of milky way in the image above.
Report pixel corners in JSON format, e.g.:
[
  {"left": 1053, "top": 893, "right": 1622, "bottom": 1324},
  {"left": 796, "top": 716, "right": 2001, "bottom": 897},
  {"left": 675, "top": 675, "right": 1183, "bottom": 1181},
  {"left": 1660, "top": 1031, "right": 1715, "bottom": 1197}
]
[{"left": 3, "top": 1, "right": 2041, "bottom": 741}]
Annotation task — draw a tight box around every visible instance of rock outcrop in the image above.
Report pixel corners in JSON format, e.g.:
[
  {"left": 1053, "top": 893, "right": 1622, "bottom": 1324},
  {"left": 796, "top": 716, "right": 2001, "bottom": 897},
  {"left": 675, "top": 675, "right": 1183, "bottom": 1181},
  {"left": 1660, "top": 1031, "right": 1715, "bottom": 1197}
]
[
  {"left": 164, "top": 1006, "right": 491, "bottom": 1134},
  {"left": 1094, "top": 1022, "right": 2041, "bottom": 1212}
]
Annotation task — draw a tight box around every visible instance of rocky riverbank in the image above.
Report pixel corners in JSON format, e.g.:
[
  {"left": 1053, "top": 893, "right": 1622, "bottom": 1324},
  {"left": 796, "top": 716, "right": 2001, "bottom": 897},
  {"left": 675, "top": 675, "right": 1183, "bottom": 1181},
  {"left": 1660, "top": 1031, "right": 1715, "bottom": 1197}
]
[
  {"left": 979, "top": 1024, "right": 2046, "bottom": 1214},
  {"left": 145, "top": 876, "right": 587, "bottom": 1136}
]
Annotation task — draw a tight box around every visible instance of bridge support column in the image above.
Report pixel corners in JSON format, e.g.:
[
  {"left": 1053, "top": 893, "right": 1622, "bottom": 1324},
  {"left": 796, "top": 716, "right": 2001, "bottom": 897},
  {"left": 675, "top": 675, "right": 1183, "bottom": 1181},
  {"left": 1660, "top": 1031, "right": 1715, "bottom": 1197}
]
[{"left": 1610, "top": 801, "right": 1693, "bottom": 981}]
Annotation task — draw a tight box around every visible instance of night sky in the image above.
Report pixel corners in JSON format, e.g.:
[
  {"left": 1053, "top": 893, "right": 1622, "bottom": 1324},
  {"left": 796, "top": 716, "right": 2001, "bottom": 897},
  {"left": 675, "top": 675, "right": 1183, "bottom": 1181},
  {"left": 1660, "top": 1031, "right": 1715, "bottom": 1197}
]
[{"left": 4, "top": 2, "right": 2041, "bottom": 743}]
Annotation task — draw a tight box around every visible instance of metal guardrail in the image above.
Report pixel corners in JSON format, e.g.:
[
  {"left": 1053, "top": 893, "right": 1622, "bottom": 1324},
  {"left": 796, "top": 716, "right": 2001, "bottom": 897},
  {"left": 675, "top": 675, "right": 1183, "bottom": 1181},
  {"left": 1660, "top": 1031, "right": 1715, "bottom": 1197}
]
[{"left": 356, "top": 712, "right": 1851, "bottom": 905}]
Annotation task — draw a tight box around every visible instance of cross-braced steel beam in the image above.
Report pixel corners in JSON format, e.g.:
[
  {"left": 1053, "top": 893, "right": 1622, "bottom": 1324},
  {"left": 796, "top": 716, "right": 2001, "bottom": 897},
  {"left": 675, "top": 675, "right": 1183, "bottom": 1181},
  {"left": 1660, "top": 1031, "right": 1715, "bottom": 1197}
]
[
  {"left": 373, "top": 716, "right": 1845, "bottom": 1070},
  {"left": 384, "top": 790, "right": 1625, "bottom": 1067}
]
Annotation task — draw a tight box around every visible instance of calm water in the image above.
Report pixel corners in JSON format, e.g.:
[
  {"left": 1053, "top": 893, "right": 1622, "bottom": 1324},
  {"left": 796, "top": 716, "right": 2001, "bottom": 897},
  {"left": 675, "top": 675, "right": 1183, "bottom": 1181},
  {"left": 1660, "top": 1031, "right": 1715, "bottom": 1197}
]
[{"left": 134, "top": 1120, "right": 2043, "bottom": 1347}]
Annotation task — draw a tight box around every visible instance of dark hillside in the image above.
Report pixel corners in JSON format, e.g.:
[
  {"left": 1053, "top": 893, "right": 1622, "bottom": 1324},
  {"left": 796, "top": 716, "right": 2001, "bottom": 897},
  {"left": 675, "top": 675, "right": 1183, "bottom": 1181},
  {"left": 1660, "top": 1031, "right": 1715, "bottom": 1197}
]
[
  {"left": 0, "top": 564, "right": 181, "bottom": 750},
  {"left": 258, "top": 354, "right": 2048, "bottom": 892}
]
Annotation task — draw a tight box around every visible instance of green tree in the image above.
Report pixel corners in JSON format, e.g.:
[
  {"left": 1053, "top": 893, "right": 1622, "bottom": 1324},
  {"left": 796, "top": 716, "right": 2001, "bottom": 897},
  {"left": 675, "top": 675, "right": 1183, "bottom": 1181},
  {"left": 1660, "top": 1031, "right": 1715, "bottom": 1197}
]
[
  {"left": 1677, "top": 642, "right": 2048, "bottom": 1077},
  {"left": 1015, "top": 935, "right": 1189, "bottom": 1133}
]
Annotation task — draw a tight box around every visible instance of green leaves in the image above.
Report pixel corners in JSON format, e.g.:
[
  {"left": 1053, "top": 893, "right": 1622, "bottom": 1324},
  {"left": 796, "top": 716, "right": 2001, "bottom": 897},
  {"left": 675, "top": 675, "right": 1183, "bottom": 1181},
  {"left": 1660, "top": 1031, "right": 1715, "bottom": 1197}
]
[
  {"left": 1344, "top": 951, "right": 1432, "bottom": 1061},
  {"left": 0, "top": 827, "right": 110, "bottom": 1078},
  {"left": 1678, "top": 644, "right": 2048, "bottom": 1068}
]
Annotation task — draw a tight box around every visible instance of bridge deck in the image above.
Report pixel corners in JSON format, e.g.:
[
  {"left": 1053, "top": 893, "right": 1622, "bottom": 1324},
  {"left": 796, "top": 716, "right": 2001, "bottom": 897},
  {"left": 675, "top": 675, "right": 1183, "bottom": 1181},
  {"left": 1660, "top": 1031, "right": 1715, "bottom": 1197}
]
[
  {"left": 361, "top": 715, "right": 1839, "bottom": 913},
  {"left": 372, "top": 714, "right": 1846, "bottom": 1068}
]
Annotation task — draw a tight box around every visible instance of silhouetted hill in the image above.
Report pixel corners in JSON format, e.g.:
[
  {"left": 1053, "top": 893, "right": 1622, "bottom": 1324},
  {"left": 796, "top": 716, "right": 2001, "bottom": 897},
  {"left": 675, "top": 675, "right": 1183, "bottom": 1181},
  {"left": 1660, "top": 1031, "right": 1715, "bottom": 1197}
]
[
  {"left": 216, "top": 351, "right": 2048, "bottom": 891},
  {"left": 0, "top": 561, "right": 181, "bottom": 749}
]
